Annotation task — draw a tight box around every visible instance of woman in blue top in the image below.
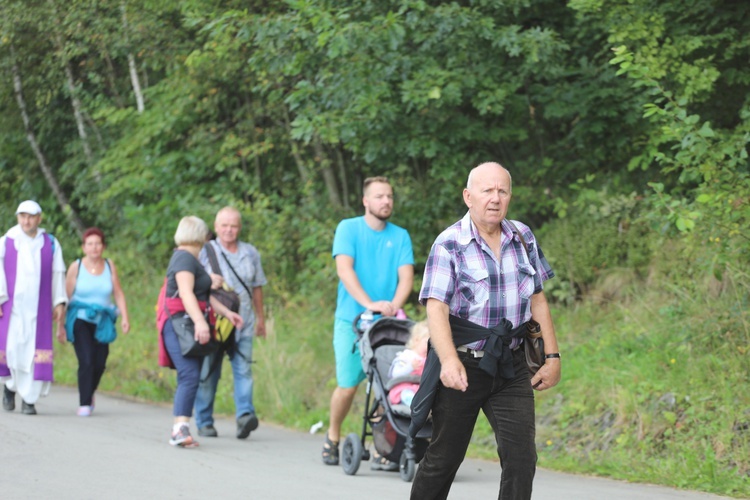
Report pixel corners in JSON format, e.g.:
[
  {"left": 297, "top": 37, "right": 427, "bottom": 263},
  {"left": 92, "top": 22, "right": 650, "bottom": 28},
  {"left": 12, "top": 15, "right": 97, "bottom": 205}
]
[{"left": 64, "top": 227, "right": 129, "bottom": 417}]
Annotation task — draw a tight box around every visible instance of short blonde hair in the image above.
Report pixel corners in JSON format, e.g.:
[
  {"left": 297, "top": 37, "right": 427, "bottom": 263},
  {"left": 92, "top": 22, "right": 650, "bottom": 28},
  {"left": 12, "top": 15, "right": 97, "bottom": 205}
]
[
  {"left": 363, "top": 176, "right": 390, "bottom": 195},
  {"left": 407, "top": 320, "right": 430, "bottom": 350},
  {"left": 174, "top": 216, "right": 209, "bottom": 246}
]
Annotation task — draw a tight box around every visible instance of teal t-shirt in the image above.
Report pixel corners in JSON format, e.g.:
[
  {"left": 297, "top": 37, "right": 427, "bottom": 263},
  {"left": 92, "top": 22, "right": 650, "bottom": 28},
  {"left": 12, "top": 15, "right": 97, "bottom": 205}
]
[{"left": 332, "top": 216, "right": 414, "bottom": 322}]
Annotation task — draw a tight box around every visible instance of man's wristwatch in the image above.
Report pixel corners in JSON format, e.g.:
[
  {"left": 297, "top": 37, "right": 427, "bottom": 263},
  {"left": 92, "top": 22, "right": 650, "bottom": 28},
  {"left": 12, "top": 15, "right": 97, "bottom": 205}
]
[{"left": 544, "top": 353, "right": 561, "bottom": 359}]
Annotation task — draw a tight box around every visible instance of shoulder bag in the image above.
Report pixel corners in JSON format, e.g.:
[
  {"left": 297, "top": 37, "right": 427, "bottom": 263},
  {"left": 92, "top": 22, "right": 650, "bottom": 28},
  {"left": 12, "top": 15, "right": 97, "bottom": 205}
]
[
  {"left": 509, "top": 221, "right": 546, "bottom": 377},
  {"left": 204, "top": 242, "right": 241, "bottom": 314},
  {"left": 171, "top": 310, "right": 219, "bottom": 358},
  {"left": 162, "top": 276, "right": 219, "bottom": 358},
  {"left": 204, "top": 242, "right": 240, "bottom": 346}
]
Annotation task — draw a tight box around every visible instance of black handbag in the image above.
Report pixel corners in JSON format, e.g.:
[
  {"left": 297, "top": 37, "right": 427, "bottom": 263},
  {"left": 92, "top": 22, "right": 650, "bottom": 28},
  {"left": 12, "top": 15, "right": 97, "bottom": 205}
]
[
  {"left": 204, "top": 243, "right": 241, "bottom": 314},
  {"left": 524, "top": 319, "right": 545, "bottom": 376},
  {"left": 170, "top": 311, "right": 220, "bottom": 358},
  {"left": 508, "top": 221, "right": 547, "bottom": 377}
]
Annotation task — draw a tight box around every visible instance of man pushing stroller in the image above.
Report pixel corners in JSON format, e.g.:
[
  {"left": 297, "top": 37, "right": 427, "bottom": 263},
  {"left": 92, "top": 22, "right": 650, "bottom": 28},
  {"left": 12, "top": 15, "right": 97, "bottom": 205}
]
[{"left": 321, "top": 176, "right": 414, "bottom": 471}]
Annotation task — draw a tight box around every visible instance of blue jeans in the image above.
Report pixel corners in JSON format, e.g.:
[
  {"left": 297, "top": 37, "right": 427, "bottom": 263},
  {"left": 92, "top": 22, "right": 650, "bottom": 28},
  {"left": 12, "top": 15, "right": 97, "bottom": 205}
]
[
  {"left": 410, "top": 348, "right": 537, "bottom": 500},
  {"left": 194, "top": 335, "right": 255, "bottom": 427},
  {"left": 162, "top": 319, "right": 202, "bottom": 417}
]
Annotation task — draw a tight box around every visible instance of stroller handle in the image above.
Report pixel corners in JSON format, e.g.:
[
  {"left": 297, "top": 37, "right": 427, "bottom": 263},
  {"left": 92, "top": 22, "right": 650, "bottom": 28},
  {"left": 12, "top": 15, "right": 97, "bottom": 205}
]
[{"left": 351, "top": 310, "right": 384, "bottom": 336}]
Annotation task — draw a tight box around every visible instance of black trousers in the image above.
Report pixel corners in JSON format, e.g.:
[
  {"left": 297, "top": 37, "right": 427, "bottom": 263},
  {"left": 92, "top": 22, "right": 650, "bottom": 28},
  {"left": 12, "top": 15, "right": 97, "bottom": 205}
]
[
  {"left": 72, "top": 319, "right": 110, "bottom": 406},
  {"left": 410, "top": 348, "right": 537, "bottom": 500}
]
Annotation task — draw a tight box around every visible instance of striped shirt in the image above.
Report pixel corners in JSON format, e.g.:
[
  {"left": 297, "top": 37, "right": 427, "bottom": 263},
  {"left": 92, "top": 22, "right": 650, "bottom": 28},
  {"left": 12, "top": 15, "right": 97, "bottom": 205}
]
[{"left": 419, "top": 212, "right": 555, "bottom": 350}]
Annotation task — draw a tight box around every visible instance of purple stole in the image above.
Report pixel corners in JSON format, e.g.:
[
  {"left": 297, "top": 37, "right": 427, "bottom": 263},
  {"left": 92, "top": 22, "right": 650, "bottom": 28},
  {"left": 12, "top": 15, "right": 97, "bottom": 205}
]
[{"left": 0, "top": 235, "right": 54, "bottom": 381}]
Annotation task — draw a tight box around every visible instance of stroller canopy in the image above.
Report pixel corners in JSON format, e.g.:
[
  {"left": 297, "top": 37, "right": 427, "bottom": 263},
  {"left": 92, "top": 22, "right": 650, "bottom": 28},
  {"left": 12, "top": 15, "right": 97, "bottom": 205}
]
[{"left": 359, "top": 316, "right": 415, "bottom": 374}]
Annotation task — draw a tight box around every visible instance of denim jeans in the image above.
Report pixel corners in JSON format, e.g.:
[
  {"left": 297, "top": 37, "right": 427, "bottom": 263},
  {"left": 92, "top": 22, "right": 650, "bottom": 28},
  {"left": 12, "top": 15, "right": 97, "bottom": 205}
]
[
  {"left": 162, "top": 319, "right": 202, "bottom": 417},
  {"left": 72, "top": 319, "right": 109, "bottom": 406},
  {"left": 194, "top": 334, "right": 255, "bottom": 427},
  {"left": 410, "top": 348, "right": 537, "bottom": 500}
]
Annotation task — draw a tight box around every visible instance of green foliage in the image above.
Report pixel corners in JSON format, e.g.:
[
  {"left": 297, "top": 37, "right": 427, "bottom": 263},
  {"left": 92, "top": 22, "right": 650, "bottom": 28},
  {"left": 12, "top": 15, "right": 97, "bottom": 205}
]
[
  {"left": 601, "top": 1, "right": 750, "bottom": 269},
  {"left": 532, "top": 253, "right": 750, "bottom": 497},
  {"left": 539, "top": 187, "right": 654, "bottom": 303},
  {"left": 3, "top": 0, "right": 750, "bottom": 493}
]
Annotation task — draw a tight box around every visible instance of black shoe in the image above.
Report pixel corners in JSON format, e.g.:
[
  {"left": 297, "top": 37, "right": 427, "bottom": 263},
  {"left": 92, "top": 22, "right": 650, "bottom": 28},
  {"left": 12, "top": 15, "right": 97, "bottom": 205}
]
[
  {"left": 2, "top": 386, "right": 15, "bottom": 412},
  {"left": 236, "top": 412, "right": 259, "bottom": 439},
  {"left": 21, "top": 401, "right": 36, "bottom": 415},
  {"left": 198, "top": 425, "right": 218, "bottom": 437}
]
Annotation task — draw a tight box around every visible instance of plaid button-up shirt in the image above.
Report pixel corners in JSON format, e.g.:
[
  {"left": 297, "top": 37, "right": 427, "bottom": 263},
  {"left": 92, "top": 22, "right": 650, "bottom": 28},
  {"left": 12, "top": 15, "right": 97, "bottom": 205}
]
[{"left": 419, "top": 212, "right": 555, "bottom": 350}]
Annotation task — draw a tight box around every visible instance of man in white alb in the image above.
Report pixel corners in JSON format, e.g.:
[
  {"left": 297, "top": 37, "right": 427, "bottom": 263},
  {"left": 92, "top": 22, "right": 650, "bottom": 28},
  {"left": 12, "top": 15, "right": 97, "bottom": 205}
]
[{"left": 1, "top": 200, "right": 67, "bottom": 415}]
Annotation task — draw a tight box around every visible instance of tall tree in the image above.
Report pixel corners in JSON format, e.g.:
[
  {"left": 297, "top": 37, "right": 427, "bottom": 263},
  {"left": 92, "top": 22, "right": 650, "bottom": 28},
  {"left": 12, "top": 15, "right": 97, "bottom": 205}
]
[{"left": 9, "top": 45, "right": 85, "bottom": 234}]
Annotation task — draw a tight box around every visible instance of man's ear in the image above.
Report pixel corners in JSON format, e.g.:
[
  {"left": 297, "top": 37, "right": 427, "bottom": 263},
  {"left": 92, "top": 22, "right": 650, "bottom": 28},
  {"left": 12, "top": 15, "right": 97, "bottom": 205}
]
[{"left": 462, "top": 189, "right": 471, "bottom": 208}]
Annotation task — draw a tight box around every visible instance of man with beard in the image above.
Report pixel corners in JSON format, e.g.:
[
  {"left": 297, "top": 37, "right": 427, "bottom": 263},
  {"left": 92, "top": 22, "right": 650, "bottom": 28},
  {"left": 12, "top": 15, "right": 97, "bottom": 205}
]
[{"left": 321, "top": 177, "right": 414, "bottom": 470}]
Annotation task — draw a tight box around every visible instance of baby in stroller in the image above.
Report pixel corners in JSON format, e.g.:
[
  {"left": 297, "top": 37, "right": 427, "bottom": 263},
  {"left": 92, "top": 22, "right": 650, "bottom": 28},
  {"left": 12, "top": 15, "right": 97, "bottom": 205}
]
[
  {"left": 388, "top": 321, "right": 429, "bottom": 407},
  {"left": 340, "top": 315, "right": 432, "bottom": 482}
]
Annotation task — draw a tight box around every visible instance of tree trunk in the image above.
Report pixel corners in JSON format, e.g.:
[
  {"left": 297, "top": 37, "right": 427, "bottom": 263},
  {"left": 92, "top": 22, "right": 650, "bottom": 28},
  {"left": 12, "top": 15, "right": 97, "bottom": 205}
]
[
  {"left": 99, "top": 43, "right": 126, "bottom": 108},
  {"left": 313, "top": 138, "right": 343, "bottom": 208},
  {"left": 335, "top": 147, "right": 350, "bottom": 210},
  {"left": 83, "top": 111, "right": 105, "bottom": 150},
  {"left": 288, "top": 141, "right": 310, "bottom": 183},
  {"left": 48, "top": 0, "right": 94, "bottom": 165},
  {"left": 11, "top": 51, "right": 86, "bottom": 236},
  {"left": 247, "top": 106, "right": 262, "bottom": 193},
  {"left": 121, "top": 2, "right": 145, "bottom": 113},
  {"left": 282, "top": 110, "right": 310, "bottom": 182},
  {"left": 62, "top": 50, "right": 95, "bottom": 165}
]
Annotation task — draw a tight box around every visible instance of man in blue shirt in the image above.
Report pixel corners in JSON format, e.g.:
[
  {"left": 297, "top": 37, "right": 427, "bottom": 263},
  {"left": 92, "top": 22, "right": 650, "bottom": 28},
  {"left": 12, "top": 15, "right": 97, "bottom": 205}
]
[{"left": 321, "top": 177, "right": 414, "bottom": 469}]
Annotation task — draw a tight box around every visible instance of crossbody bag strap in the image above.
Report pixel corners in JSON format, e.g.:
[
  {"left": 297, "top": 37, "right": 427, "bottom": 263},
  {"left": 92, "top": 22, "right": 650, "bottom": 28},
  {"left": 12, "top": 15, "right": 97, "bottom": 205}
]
[
  {"left": 219, "top": 249, "right": 253, "bottom": 301},
  {"left": 203, "top": 242, "right": 223, "bottom": 275},
  {"left": 508, "top": 220, "right": 529, "bottom": 258},
  {"left": 71, "top": 258, "right": 82, "bottom": 296},
  {"left": 508, "top": 221, "right": 543, "bottom": 353}
]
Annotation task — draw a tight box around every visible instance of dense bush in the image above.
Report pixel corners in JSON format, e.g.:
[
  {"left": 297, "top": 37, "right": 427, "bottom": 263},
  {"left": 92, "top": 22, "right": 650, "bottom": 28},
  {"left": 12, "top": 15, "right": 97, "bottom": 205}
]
[{"left": 538, "top": 189, "right": 654, "bottom": 303}]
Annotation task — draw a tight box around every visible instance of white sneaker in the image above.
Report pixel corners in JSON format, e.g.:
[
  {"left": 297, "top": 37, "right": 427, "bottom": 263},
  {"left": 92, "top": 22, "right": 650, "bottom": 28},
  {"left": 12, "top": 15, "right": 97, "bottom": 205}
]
[{"left": 169, "top": 424, "right": 198, "bottom": 447}]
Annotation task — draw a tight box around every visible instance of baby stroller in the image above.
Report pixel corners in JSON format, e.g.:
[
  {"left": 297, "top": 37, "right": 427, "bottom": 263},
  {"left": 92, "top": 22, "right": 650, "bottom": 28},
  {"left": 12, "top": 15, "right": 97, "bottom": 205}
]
[{"left": 340, "top": 313, "right": 432, "bottom": 482}]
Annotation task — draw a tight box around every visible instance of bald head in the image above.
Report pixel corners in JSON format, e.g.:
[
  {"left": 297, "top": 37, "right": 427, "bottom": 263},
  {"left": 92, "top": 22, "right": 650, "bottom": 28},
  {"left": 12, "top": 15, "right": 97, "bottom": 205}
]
[
  {"left": 467, "top": 162, "right": 512, "bottom": 193},
  {"left": 216, "top": 206, "right": 241, "bottom": 223},
  {"left": 214, "top": 206, "right": 242, "bottom": 248},
  {"left": 463, "top": 162, "right": 513, "bottom": 234}
]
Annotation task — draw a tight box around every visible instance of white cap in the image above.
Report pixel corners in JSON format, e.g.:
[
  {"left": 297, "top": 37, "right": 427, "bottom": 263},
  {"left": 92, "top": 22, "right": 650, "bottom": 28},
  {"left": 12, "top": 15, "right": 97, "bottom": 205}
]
[{"left": 15, "top": 200, "right": 43, "bottom": 215}]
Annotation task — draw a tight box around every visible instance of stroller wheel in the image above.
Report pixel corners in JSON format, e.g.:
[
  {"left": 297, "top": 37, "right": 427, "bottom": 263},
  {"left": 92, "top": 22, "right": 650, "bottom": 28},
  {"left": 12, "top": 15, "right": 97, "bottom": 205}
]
[
  {"left": 399, "top": 452, "right": 416, "bottom": 482},
  {"left": 341, "top": 433, "right": 363, "bottom": 476}
]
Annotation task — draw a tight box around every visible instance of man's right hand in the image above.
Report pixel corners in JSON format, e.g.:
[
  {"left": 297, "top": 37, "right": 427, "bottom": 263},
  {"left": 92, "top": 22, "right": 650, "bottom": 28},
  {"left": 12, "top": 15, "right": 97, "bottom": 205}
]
[
  {"left": 369, "top": 300, "right": 396, "bottom": 316},
  {"left": 440, "top": 356, "right": 468, "bottom": 392}
]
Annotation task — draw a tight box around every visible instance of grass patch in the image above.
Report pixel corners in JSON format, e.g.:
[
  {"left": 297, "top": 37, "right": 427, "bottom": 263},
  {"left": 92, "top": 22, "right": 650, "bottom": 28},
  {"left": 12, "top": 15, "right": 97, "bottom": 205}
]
[{"left": 533, "top": 279, "right": 749, "bottom": 497}]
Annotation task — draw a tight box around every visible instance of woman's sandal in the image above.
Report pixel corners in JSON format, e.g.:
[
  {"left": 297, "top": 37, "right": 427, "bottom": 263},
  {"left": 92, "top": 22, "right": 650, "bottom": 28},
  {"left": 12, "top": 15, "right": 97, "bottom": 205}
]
[{"left": 321, "top": 434, "right": 339, "bottom": 466}]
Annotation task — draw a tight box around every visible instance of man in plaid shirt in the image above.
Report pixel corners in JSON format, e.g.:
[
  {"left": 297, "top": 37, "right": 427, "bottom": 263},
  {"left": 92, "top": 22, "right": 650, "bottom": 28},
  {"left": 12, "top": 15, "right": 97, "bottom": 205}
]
[{"left": 410, "top": 162, "right": 561, "bottom": 500}]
